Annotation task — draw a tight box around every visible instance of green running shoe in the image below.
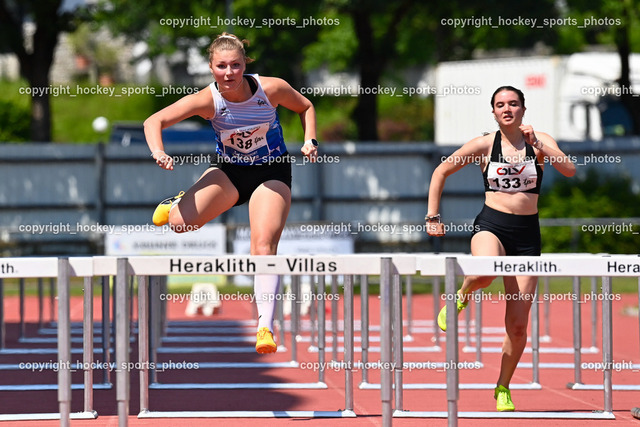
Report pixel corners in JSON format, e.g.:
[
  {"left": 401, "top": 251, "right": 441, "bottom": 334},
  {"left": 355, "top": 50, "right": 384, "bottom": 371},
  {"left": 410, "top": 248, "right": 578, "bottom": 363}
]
[
  {"left": 494, "top": 385, "right": 515, "bottom": 412},
  {"left": 436, "top": 294, "right": 468, "bottom": 331}
]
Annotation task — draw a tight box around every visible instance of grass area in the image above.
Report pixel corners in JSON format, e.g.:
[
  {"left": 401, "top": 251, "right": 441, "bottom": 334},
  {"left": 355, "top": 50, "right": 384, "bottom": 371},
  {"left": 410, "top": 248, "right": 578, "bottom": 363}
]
[
  {"left": 279, "top": 95, "right": 359, "bottom": 142},
  {"left": 1, "top": 78, "right": 434, "bottom": 144},
  {"left": 52, "top": 85, "right": 162, "bottom": 143},
  {"left": 0, "top": 79, "right": 30, "bottom": 110},
  {"left": 0, "top": 79, "right": 172, "bottom": 143},
  {"left": 351, "top": 275, "right": 639, "bottom": 298},
  {"left": 2, "top": 276, "right": 638, "bottom": 298}
]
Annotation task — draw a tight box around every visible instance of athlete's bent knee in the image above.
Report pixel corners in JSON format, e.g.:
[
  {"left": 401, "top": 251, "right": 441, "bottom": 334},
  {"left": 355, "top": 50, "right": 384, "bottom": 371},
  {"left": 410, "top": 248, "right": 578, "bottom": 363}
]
[
  {"left": 468, "top": 275, "right": 496, "bottom": 289},
  {"left": 168, "top": 216, "right": 199, "bottom": 234},
  {"left": 170, "top": 223, "right": 193, "bottom": 234},
  {"left": 251, "top": 242, "right": 277, "bottom": 256},
  {"left": 506, "top": 322, "right": 528, "bottom": 340}
]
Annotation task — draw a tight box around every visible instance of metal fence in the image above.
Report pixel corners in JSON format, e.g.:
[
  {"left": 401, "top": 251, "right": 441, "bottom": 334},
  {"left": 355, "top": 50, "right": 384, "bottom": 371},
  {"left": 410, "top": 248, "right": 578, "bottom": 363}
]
[{"left": 1, "top": 138, "right": 640, "bottom": 255}]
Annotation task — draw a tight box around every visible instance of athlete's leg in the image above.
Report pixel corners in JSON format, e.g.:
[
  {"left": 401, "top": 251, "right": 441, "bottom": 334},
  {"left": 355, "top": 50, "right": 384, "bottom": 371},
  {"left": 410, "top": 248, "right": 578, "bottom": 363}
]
[
  {"left": 437, "top": 231, "right": 504, "bottom": 331},
  {"left": 458, "top": 231, "right": 504, "bottom": 302},
  {"left": 168, "top": 168, "right": 239, "bottom": 232},
  {"left": 497, "top": 274, "right": 538, "bottom": 388},
  {"left": 248, "top": 180, "right": 291, "bottom": 256},
  {"left": 248, "top": 180, "right": 291, "bottom": 353}
]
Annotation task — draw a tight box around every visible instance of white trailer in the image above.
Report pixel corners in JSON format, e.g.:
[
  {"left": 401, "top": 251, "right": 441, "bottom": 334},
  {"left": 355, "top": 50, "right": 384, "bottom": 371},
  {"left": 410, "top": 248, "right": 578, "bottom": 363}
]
[{"left": 434, "top": 52, "right": 640, "bottom": 145}]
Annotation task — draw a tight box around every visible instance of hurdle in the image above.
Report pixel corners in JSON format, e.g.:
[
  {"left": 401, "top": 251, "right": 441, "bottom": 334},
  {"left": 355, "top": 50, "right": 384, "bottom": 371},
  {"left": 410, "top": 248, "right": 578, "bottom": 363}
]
[
  {"left": 462, "top": 264, "right": 601, "bottom": 369},
  {"left": 0, "top": 257, "right": 99, "bottom": 423},
  {"left": 363, "top": 254, "right": 542, "bottom": 394},
  {"left": 99, "top": 254, "right": 413, "bottom": 421},
  {"left": 398, "top": 255, "right": 609, "bottom": 393},
  {"left": 0, "top": 261, "right": 115, "bottom": 385},
  {"left": 4, "top": 253, "right": 637, "bottom": 426},
  {"left": 568, "top": 274, "right": 640, "bottom": 392},
  {"left": 389, "top": 254, "right": 638, "bottom": 422}
]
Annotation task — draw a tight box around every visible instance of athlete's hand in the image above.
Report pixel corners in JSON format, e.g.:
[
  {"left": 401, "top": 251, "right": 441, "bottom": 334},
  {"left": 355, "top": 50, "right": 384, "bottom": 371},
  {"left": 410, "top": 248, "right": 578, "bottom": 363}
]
[
  {"left": 301, "top": 140, "right": 318, "bottom": 163},
  {"left": 153, "top": 151, "right": 174, "bottom": 170},
  {"left": 519, "top": 125, "right": 538, "bottom": 146},
  {"left": 426, "top": 220, "right": 446, "bottom": 237}
]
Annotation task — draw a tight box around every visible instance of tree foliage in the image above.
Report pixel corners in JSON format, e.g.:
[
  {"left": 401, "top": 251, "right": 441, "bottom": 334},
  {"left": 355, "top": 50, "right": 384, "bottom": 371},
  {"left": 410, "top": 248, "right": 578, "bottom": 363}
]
[
  {"left": 4, "top": 0, "right": 640, "bottom": 142},
  {"left": 0, "top": 0, "right": 77, "bottom": 141},
  {"left": 94, "top": 0, "right": 322, "bottom": 87},
  {"left": 539, "top": 169, "right": 640, "bottom": 253},
  {"left": 0, "top": 98, "right": 29, "bottom": 142},
  {"left": 304, "top": 0, "right": 561, "bottom": 140}
]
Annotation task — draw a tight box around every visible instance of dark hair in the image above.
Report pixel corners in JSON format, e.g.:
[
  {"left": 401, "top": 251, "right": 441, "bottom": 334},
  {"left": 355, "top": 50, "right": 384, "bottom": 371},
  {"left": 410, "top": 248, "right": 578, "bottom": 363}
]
[{"left": 490, "top": 86, "right": 525, "bottom": 108}]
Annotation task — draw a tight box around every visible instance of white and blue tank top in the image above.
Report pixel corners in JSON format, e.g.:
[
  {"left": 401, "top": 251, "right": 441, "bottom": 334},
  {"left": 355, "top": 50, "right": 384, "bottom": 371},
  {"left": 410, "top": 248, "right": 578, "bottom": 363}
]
[{"left": 209, "top": 74, "right": 286, "bottom": 165}]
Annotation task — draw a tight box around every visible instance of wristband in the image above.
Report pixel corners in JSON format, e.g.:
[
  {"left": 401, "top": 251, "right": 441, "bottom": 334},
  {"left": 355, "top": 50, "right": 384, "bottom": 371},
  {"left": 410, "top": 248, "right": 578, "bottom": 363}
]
[
  {"left": 425, "top": 214, "right": 441, "bottom": 222},
  {"left": 532, "top": 139, "right": 543, "bottom": 149},
  {"left": 304, "top": 139, "right": 318, "bottom": 147}
]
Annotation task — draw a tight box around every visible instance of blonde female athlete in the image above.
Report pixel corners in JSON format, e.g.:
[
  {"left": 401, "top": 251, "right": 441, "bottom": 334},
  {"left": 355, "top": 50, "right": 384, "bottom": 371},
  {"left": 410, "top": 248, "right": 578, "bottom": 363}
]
[
  {"left": 144, "top": 33, "right": 318, "bottom": 354},
  {"left": 426, "top": 86, "right": 575, "bottom": 411}
]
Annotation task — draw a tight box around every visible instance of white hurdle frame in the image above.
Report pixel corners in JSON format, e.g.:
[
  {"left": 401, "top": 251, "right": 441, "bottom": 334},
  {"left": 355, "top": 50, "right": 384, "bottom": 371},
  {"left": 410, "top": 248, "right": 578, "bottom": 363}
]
[
  {"left": 371, "top": 254, "right": 543, "bottom": 394},
  {"left": 389, "top": 254, "right": 640, "bottom": 423},
  {"left": 99, "top": 254, "right": 414, "bottom": 423},
  {"left": 0, "top": 257, "right": 98, "bottom": 424},
  {"left": 2, "top": 253, "right": 638, "bottom": 426}
]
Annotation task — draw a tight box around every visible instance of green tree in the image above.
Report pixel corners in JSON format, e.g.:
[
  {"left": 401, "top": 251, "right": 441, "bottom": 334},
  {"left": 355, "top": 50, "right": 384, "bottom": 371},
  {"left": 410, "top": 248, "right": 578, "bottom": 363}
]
[
  {"left": 0, "top": 0, "right": 76, "bottom": 141},
  {"left": 0, "top": 98, "right": 29, "bottom": 142},
  {"left": 95, "top": 0, "right": 322, "bottom": 88},
  {"left": 539, "top": 169, "right": 640, "bottom": 253},
  {"left": 305, "top": 0, "right": 559, "bottom": 141},
  {"left": 336, "top": 0, "right": 416, "bottom": 141}
]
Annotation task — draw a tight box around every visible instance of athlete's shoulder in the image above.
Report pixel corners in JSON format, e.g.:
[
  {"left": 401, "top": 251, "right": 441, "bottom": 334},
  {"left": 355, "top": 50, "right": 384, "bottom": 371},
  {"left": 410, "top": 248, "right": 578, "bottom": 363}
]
[
  {"left": 464, "top": 132, "right": 494, "bottom": 151},
  {"left": 256, "top": 75, "right": 287, "bottom": 86},
  {"left": 192, "top": 84, "right": 215, "bottom": 120},
  {"left": 258, "top": 76, "right": 292, "bottom": 94},
  {"left": 535, "top": 131, "right": 555, "bottom": 142}
]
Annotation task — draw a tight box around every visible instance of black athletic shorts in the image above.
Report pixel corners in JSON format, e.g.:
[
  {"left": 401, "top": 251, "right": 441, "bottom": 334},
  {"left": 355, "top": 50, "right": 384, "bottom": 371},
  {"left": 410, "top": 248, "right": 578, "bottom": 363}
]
[
  {"left": 211, "top": 153, "right": 292, "bottom": 206},
  {"left": 472, "top": 204, "right": 541, "bottom": 256}
]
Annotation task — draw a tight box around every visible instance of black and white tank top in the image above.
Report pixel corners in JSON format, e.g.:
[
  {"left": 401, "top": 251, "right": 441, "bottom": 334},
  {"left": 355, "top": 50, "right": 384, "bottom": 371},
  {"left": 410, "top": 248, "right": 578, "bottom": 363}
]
[{"left": 482, "top": 132, "right": 543, "bottom": 194}]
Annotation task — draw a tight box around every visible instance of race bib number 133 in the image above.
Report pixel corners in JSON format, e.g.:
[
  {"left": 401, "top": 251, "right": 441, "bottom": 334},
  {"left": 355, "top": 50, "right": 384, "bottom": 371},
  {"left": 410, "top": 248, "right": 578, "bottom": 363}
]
[{"left": 486, "top": 161, "right": 537, "bottom": 192}]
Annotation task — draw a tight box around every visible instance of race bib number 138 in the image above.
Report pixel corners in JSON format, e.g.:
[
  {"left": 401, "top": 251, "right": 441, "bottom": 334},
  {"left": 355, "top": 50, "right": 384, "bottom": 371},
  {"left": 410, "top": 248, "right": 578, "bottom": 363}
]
[{"left": 220, "top": 123, "right": 269, "bottom": 154}]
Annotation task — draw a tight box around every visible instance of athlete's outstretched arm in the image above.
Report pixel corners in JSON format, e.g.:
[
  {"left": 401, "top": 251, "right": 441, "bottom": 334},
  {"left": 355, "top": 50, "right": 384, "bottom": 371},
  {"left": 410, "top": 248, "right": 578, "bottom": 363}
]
[
  {"left": 428, "top": 136, "right": 490, "bottom": 216},
  {"left": 144, "top": 87, "right": 215, "bottom": 170},
  {"left": 262, "top": 77, "right": 317, "bottom": 162}
]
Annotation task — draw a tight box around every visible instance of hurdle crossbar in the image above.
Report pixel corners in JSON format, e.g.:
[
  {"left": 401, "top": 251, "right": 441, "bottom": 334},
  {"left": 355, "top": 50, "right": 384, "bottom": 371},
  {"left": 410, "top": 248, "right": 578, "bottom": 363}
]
[
  {"left": 0, "top": 257, "right": 98, "bottom": 424},
  {"left": 110, "top": 254, "right": 414, "bottom": 420},
  {"left": 395, "top": 254, "right": 639, "bottom": 421},
  {"left": 1, "top": 253, "right": 637, "bottom": 424}
]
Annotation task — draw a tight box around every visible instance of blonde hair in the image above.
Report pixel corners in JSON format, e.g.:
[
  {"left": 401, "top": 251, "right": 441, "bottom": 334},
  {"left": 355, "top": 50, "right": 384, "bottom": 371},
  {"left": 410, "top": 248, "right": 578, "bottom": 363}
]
[{"left": 207, "top": 32, "right": 254, "bottom": 64}]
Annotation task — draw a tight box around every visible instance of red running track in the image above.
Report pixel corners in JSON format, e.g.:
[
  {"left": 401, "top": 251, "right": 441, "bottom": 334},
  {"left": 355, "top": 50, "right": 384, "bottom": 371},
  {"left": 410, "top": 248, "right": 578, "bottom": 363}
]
[{"left": 0, "top": 290, "right": 639, "bottom": 426}]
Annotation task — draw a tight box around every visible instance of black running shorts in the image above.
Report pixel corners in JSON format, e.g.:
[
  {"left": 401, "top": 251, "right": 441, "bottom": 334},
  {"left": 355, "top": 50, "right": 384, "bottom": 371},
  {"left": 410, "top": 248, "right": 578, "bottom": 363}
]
[
  {"left": 212, "top": 154, "right": 292, "bottom": 206},
  {"left": 472, "top": 204, "right": 541, "bottom": 256}
]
